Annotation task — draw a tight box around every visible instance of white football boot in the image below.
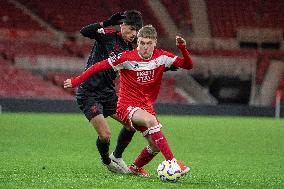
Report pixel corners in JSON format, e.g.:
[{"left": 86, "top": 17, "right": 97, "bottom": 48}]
[
  {"left": 109, "top": 153, "right": 129, "bottom": 173},
  {"left": 105, "top": 159, "right": 125, "bottom": 173}
]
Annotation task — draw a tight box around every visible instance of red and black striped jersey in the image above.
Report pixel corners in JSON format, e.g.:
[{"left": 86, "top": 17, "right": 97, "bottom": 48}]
[{"left": 76, "top": 27, "right": 134, "bottom": 99}]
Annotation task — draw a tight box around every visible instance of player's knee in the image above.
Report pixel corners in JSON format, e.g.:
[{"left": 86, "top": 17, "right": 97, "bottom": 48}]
[
  {"left": 147, "top": 144, "right": 160, "bottom": 155},
  {"left": 125, "top": 125, "right": 136, "bottom": 132},
  {"left": 144, "top": 115, "right": 158, "bottom": 128},
  {"left": 98, "top": 130, "right": 111, "bottom": 142}
]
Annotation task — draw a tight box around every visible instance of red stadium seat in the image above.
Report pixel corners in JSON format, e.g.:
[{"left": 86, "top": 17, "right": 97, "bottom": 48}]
[
  {"left": 0, "top": 1, "right": 44, "bottom": 31},
  {"left": 0, "top": 60, "right": 73, "bottom": 99},
  {"left": 18, "top": 0, "right": 166, "bottom": 36},
  {"left": 160, "top": 0, "right": 192, "bottom": 29},
  {"left": 157, "top": 77, "right": 188, "bottom": 103},
  {"left": 206, "top": 0, "right": 284, "bottom": 38},
  {"left": 207, "top": 0, "right": 258, "bottom": 38},
  {"left": 256, "top": 50, "right": 284, "bottom": 84}
]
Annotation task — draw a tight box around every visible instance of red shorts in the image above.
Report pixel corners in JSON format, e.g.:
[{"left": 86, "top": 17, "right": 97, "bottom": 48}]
[{"left": 116, "top": 104, "right": 158, "bottom": 133}]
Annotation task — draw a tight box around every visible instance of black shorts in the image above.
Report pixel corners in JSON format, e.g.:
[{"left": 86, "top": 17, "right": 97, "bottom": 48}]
[{"left": 76, "top": 94, "right": 118, "bottom": 121}]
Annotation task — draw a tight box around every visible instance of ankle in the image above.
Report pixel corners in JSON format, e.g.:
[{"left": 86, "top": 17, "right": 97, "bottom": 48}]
[{"left": 102, "top": 157, "right": 111, "bottom": 165}]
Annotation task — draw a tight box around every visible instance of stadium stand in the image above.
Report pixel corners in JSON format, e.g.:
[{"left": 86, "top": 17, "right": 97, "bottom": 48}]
[
  {"left": 272, "top": 72, "right": 284, "bottom": 106},
  {"left": 45, "top": 72, "right": 76, "bottom": 95},
  {"left": 0, "top": 40, "right": 70, "bottom": 57},
  {"left": 206, "top": 0, "right": 284, "bottom": 38},
  {"left": 0, "top": 59, "right": 72, "bottom": 99},
  {"left": 278, "top": 73, "right": 284, "bottom": 103},
  {"left": 160, "top": 0, "right": 192, "bottom": 29},
  {"left": 156, "top": 77, "right": 189, "bottom": 103},
  {"left": 0, "top": 0, "right": 283, "bottom": 106},
  {"left": 262, "top": 0, "right": 284, "bottom": 29},
  {"left": 256, "top": 50, "right": 284, "bottom": 84},
  {"left": 206, "top": 0, "right": 258, "bottom": 38},
  {"left": 0, "top": 1, "right": 44, "bottom": 31},
  {"left": 18, "top": 0, "right": 166, "bottom": 36},
  {"left": 18, "top": 0, "right": 110, "bottom": 33}
]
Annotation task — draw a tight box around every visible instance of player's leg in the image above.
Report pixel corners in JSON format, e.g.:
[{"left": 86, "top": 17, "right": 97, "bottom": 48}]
[
  {"left": 127, "top": 109, "right": 174, "bottom": 177},
  {"left": 77, "top": 98, "right": 124, "bottom": 173},
  {"left": 129, "top": 135, "right": 159, "bottom": 177},
  {"left": 131, "top": 109, "right": 174, "bottom": 161},
  {"left": 132, "top": 134, "right": 159, "bottom": 168},
  {"left": 130, "top": 109, "right": 190, "bottom": 175},
  {"left": 107, "top": 114, "right": 135, "bottom": 172},
  {"left": 103, "top": 97, "right": 133, "bottom": 173},
  {"left": 130, "top": 126, "right": 190, "bottom": 176},
  {"left": 111, "top": 114, "right": 136, "bottom": 159},
  {"left": 90, "top": 114, "right": 111, "bottom": 164}
]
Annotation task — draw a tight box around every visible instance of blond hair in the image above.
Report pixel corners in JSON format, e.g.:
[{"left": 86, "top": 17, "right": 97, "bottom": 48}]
[{"left": 137, "top": 25, "right": 157, "bottom": 39}]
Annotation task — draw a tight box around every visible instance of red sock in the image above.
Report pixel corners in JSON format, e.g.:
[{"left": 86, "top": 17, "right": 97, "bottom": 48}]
[
  {"left": 133, "top": 146, "right": 157, "bottom": 168},
  {"left": 149, "top": 131, "right": 174, "bottom": 160}
]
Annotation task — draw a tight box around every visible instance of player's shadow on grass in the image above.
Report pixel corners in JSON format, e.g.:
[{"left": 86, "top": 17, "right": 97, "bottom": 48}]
[{"left": 109, "top": 171, "right": 192, "bottom": 185}]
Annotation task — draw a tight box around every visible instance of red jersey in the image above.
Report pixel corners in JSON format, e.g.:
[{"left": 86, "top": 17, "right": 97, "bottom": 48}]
[
  {"left": 71, "top": 46, "right": 192, "bottom": 113},
  {"left": 109, "top": 48, "right": 183, "bottom": 108}
]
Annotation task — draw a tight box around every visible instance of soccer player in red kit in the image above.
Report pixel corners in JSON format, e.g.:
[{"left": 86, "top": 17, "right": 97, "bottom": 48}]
[{"left": 64, "top": 25, "right": 192, "bottom": 177}]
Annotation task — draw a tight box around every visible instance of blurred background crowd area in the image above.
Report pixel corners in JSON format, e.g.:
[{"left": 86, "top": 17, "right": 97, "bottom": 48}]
[{"left": 1, "top": 0, "right": 284, "bottom": 107}]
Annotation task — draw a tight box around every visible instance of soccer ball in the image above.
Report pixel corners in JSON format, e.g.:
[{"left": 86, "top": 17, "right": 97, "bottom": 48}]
[{"left": 157, "top": 160, "right": 182, "bottom": 182}]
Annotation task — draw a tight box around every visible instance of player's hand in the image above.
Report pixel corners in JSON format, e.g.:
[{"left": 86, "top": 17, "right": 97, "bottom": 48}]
[
  {"left": 164, "top": 66, "right": 179, "bottom": 72},
  {"left": 63, "top": 79, "right": 73, "bottom": 88},
  {"left": 176, "top": 36, "right": 186, "bottom": 47},
  {"left": 103, "top": 12, "right": 126, "bottom": 27}
]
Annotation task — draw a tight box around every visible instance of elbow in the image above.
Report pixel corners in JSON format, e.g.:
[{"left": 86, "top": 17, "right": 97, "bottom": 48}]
[
  {"left": 80, "top": 31, "right": 94, "bottom": 39},
  {"left": 180, "top": 64, "right": 192, "bottom": 70},
  {"left": 80, "top": 27, "right": 93, "bottom": 38},
  {"left": 188, "top": 61, "right": 193, "bottom": 69},
  {"left": 189, "top": 63, "right": 193, "bottom": 69},
  {"left": 185, "top": 60, "right": 193, "bottom": 70},
  {"left": 185, "top": 64, "right": 193, "bottom": 70},
  {"left": 80, "top": 29, "right": 88, "bottom": 37}
]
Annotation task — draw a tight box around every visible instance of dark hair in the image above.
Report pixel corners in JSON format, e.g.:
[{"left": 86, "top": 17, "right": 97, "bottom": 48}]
[{"left": 123, "top": 10, "right": 143, "bottom": 30}]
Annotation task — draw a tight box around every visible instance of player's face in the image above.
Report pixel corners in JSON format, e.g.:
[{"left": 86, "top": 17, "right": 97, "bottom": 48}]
[
  {"left": 137, "top": 37, "right": 157, "bottom": 60},
  {"left": 120, "top": 24, "right": 138, "bottom": 43}
]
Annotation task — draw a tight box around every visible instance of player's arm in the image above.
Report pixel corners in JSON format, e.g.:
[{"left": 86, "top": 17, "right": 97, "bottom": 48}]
[
  {"left": 64, "top": 60, "right": 111, "bottom": 88},
  {"left": 172, "top": 36, "right": 193, "bottom": 70},
  {"left": 64, "top": 53, "right": 126, "bottom": 88},
  {"left": 164, "top": 65, "right": 178, "bottom": 72},
  {"left": 80, "top": 23, "right": 103, "bottom": 39},
  {"left": 80, "top": 12, "right": 126, "bottom": 39}
]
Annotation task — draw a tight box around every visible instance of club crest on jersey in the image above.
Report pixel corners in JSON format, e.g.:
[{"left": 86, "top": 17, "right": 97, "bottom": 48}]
[
  {"left": 137, "top": 70, "right": 155, "bottom": 83},
  {"left": 97, "top": 28, "right": 105, "bottom": 34},
  {"left": 109, "top": 52, "right": 122, "bottom": 63},
  {"left": 133, "top": 63, "right": 139, "bottom": 69},
  {"left": 91, "top": 104, "right": 97, "bottom": 113},
  {"left": 114, "top": 43, "right": 120, "bottom": 51}
]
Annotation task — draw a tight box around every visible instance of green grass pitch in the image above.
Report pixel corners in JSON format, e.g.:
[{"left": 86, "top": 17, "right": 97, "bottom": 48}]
[{"left": 0, "top": 113, "right": 283, "bottom": 188}]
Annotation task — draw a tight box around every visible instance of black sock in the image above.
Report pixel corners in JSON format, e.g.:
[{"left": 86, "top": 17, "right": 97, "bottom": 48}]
[
  {"left": 96, "top": 137, "right": 111, "bottom": 165},
  {"left": 113, "top": 127, "right": 135, "bottom": 158}
]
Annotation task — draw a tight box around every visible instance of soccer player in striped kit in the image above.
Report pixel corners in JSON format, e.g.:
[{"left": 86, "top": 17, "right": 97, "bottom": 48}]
[{"left": 76, "top": 10, "right": 143, "bottom": 173}]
